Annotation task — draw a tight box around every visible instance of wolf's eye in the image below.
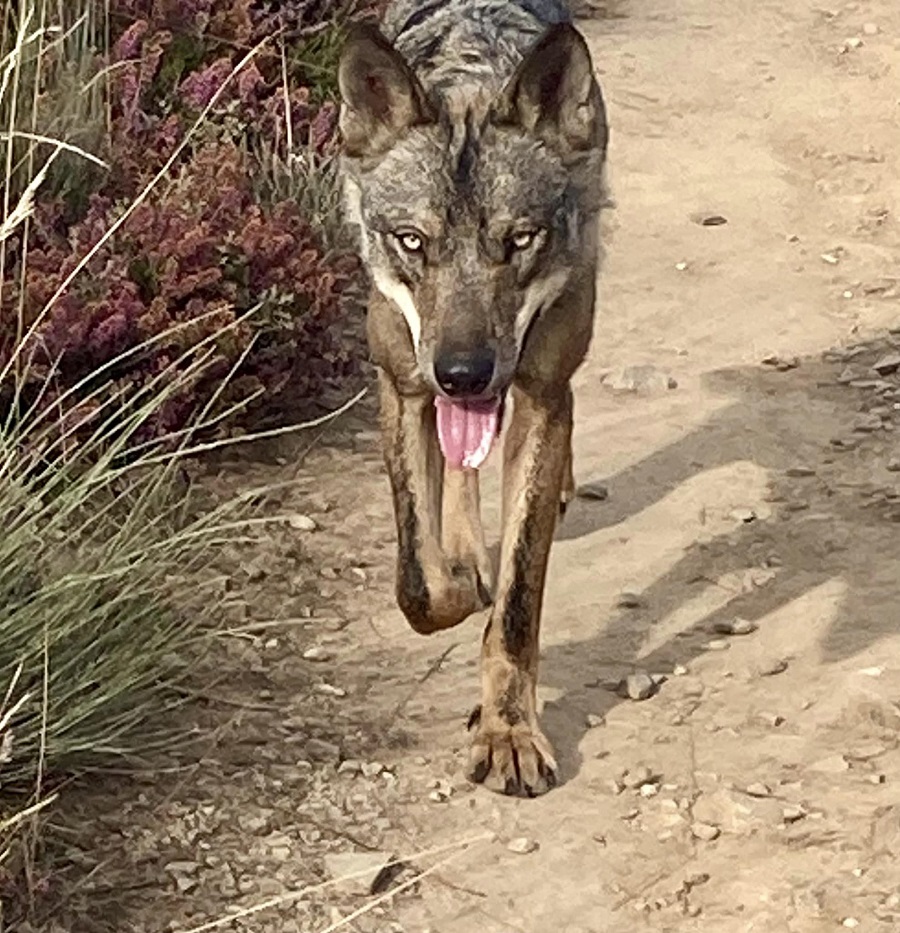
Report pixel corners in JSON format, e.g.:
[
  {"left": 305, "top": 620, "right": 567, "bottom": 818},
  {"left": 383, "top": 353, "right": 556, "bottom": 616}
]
[
  {"left": 511, "top": 230, "right": 538, "bottom": 251},
  {"left": 395, "top": 231, "right": 425, "bottom": 254}
]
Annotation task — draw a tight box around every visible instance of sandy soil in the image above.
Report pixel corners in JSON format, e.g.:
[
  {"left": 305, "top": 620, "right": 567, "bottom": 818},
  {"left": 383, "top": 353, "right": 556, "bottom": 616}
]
[{"left": 31, "top": 0, "right": 900, "bottom": 930}]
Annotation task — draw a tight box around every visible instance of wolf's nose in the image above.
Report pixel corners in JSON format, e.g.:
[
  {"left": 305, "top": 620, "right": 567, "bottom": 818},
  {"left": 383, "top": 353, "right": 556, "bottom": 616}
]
[{"left": 433, "top": 348, "right": 496, "bottom": 398}]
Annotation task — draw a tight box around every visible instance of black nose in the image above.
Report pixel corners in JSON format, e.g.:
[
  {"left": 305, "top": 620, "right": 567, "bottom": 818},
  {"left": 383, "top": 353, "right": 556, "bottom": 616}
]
[{"left": 433, "top": 347, "right": 496, "bottom": 398}]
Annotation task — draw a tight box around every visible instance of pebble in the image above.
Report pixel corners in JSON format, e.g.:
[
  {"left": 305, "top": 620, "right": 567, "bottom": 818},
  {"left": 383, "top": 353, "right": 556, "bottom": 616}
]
[
  {"left": 713, "top": 618, "right": 758, "bottom": 636},
  {"left": 639, "top": 783, "right": 659, "bottom": 798},
  {"left": 618, "top": 672, "right": 659, "bottom": 701},
  {"left": 853, "top": 414, "right": 883, "bottom": 433},
  {"left": 888, "top": 458, "right": 900, "bottom": 472},
  {"left": 314, "top": 683, "right": 347, "bottom": 697},
  {"left": 586, "top": 713, "right": 606, "bottom": 728},
  {"left": 842, "top": 918, "right": 859, "bottom": 929},
  {"left": 810, "top": 754, "right": 849, "bottom": 774},
  {"left": 673, "top": 664, "right": 688, "bottom": 676},
  {"left": 302, "top": 646, "right": 332, "bottom": 662},
  {"left": 617, "top": 591, "right": 644, "bottom": 609},
  {"left": 338, "top": 759, "right": 363, "bottom": 775},
  {"left": 604, "top": 365, "right": 678, "bottom": 394},
  {"left": 786, "top": 465, "right": 816, "bottom": 477},
  {"left": 625, "top": 765, "right": 655, "bottom": 789},
  {"left": 361, "top": 761, "right": 385, "bottom": 778},
  {"left": 703, "top": 639, "right": 731, "bottom": 651},
  {"left": 691, "top": 822, "right": 721, "bottom": 841},
  {"left": 874, "top": 352, "right": 900, "bottom": 375},
  {"left": 745, "top": 782, "right": 772, "bottom": 798},
  {"left": 324, "top": 851, "right": 394, "bottom": 894},
  {"left": 756, "top": 711, "right": 785, "bottom": 728},
  {"left": 847, "top": 743, "right": 886, "bottom": 761},
  {"left": 287, "top": 513, "right": 318, "bottom": 532},
  {"left": 507, "top": 837, "right": 539, "bottom": 855},
  {"left": 757, "top": 657, "right": 789, "bottom": 677},
  {"left": 782, "top": 805, "right": 807, "bottom": 824},
  {"left": 577, "top": 482, "right": 610, "bottom": 501},
  {"left": 305, "top": 738, "right": 341, "bottom": 761}
]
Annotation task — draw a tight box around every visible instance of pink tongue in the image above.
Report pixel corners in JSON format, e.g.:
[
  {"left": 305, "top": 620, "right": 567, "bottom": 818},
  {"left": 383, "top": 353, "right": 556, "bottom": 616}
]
[{"left": 434, "top": 396, "right": 501, "bottom": 470}]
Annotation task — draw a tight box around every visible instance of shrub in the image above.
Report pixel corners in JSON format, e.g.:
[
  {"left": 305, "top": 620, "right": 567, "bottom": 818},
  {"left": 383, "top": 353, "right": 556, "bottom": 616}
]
[{"left": 0, "top": 0, "right": 372, "bottom": 922}]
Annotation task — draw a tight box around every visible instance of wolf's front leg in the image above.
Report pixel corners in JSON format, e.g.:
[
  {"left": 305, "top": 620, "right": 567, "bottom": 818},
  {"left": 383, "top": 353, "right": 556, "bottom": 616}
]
[
  {"left": 468, "top": 384, "right": 572, "bottom": 796},
  {"left": 378, "top": 370, "right": 491, "bottom": 634}
]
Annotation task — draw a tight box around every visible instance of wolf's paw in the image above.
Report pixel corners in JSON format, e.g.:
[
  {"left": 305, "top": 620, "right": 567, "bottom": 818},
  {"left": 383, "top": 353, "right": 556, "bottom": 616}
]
[{"left": 467, "top": 719, "right": 558, "bottom": 797}]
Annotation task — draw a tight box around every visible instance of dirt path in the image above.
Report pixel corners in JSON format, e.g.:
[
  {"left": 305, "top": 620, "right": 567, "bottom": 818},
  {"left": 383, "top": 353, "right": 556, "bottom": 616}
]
[{"left": 49, "top": 1, "right": 900, "bottom": 931}]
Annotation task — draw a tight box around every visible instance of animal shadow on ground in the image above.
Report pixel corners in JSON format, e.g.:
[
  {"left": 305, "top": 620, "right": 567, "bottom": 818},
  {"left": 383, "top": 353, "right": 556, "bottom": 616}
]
[{"left": 537, "top": 347, "right": 900, "bottom": 783}]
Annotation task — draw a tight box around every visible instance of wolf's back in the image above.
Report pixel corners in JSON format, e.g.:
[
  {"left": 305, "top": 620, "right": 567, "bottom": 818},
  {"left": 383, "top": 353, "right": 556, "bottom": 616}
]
[{"left": 381, "top": 0, "right": 572, "bottom": 100}]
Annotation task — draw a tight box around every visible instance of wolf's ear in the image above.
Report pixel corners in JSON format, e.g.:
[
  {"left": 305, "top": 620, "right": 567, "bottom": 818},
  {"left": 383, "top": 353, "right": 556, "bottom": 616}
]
[
  {"left": 496, "top": 23, "right": 606, "bottom": 156},
  {"left": 338, "top": 24, "right": 434, "bottom": 157}
]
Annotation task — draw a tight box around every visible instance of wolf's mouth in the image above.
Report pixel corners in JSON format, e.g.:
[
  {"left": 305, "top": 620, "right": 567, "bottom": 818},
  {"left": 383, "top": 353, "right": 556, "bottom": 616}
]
[{"left": 434, "top": 395, "right": 504, "bottom": 470}]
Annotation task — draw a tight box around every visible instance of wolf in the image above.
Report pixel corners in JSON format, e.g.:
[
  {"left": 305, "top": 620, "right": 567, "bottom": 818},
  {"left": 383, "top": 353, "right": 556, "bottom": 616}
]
[{"left": 337, "top": 0, "right": 609, "bottom": 796}]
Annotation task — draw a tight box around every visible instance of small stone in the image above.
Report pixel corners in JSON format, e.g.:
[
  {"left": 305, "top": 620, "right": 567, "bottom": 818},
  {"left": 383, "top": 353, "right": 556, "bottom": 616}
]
[
  {"left": 673, "top": 664, "right": 688, "bottom": 676},
  {"left": 887, "top": 458, "right": 900, "bottom": 472},
  {"left": 847, "top": 743, "right": 886, "bottom": 761},
  {"left": 810, "top": 754, "right": 849, "bottom": 774},
  {"left": 745, "top": 782, "right": 772, "bottom": 798},
  {"left": 617, "top": 591, "right": 644, "bottom": 608},
  {"left": 786, "top": 465, "right": 816, "bottom": 477},
  {"left": 164, "top": 860, "right": 200, "bottom": 876},
  {"left": 874, "top": 353, "right": 900, "bottom": 375},
  {"left": 625, "top": 766, "right": 655, "bottom": 789},
  {"left": 700, "top": 214, "right": 728, "bottom": 226},
  {"left": 640, "top": 783, "right": 659, "bottom": 798},
  {"left": 428, "top": 790, "right": 448, "bottom": 803},
  {"left": 842, "top": 918, "right": 859, "bottom": 929},
  {"left": 361, "top": 761, "right": 385, "bottom": 778},
  {"left": 324, "top": 851, "right": 394, "bottom": 895},
  {"left": 854, "top": 413, "right": 883, "bottom": 433},
  {"left": 604, "top": 365, "right": 677, "bottom": 394},
  {"left": 507, "top": 837, "right": 539, "bottom": 855},
  {"left": 586, "top": 713, "right": 606, "bottom": 728},
  {"left": 675, "top": 261, "right": 688, "bottom": 271},
  {"left": 703, "top": 639, "right": 731, "bottom": 651},
  {"left": 782, "top": 805, "right": 806, "bottom": 824},
  {"left": 287, "top": 513, "right": 317, "bottom": 532},
  {"left": 821, "top": 252, "right": 841, "bottom": 264},
  {"left": 730, "top": 507, "right": 757, "bottom": 523},
  {"left": 756, "top": 711, "right": 785, "bottom": 728},
  {"left": 713, "top": 618, "right": 758, "bottom": 636},
  {"left": 338, "top": 759, "right": 363, "bottom": 775},
  {"left": 305, "top": 738, "right": 341, "bottom": 761},
  {"left": 577, "top": 482, "right": 610, "bottom": 501},
  {"left": 314, "top": 683, "right": 347, "bottom": 698},
  {"left": 303, "top": 646, "right": 332, "bottom": 662},
  {"left": 757, "top": 657, "right": 789, "bottom": 677},
  {"left": 618, "top": 672, "right": 658, "bottom": 701},
  {"left": 691, "top": 822, "right": 720, "bottom": 841},
  {"left": 843, "top": 37, "right": 864, "bottom": 50}
]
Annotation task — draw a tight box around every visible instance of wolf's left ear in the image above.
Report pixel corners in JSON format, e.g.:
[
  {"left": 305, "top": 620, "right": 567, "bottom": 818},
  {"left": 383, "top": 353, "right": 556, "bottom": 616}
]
[
  {"left": 496, "top": 23, "right": 607, "bottom": 156},
  {"left": 338, "top": 24, "right": 434, "bottom": 157}
]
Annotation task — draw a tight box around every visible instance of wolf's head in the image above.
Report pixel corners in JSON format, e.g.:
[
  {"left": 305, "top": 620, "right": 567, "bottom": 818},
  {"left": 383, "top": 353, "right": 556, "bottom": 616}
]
[{"left": 338, "top": 20, "right": 607, "bottom": 463}]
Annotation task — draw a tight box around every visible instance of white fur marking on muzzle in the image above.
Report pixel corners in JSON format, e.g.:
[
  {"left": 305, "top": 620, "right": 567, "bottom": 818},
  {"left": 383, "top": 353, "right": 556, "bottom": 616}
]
[
  {"left": 515, "top": 269, "right": 570, "bottom": 349},
  {"left": 373, "top": 269, "right": 422, "bottom": 347}
]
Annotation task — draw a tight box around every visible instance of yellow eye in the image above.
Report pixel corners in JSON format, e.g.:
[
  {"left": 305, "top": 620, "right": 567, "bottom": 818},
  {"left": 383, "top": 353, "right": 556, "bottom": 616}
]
[
  {"left": 511, "top": 230, "right": 538, "bottom": 251},
  {"left": 396, "top": 231, "right": 424, "bottom": 253}
]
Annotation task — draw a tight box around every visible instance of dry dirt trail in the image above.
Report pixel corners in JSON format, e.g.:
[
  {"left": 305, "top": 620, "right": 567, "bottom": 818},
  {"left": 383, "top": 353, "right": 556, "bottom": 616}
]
[{"left": 58, "top": 0, "right": 900, "bottom": 931}]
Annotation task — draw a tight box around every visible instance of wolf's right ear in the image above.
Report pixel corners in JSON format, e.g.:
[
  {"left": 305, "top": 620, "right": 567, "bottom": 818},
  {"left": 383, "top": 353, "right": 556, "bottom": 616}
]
[
  {"left": 495, "top": 23, "right": 607, "bottom": 158},
  {"left": 338, "top": 24, "right": 434, "bottom": 157}
]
